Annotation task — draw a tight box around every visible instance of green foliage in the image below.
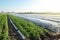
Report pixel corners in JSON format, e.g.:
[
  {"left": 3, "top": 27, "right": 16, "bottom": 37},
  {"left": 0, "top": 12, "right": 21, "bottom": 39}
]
[
  {"left": 0, "top": 14, "right": 10, "bottom": 40},
  {"left": 9, "top": 15, "right": 50, "bottom": 40}
]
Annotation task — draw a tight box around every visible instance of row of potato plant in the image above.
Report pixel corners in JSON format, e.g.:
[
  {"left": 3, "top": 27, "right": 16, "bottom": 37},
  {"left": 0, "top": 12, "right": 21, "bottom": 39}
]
[{"left": 0, "top": 14, "right": 10, "bottom": 40}]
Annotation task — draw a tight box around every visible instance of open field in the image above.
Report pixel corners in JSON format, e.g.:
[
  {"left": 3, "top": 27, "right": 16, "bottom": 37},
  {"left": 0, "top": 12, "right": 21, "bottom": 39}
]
[
  {"left": 0, "top": 13, "right": 60, "bottom": 40},
  {"left": 9, "top": 15, "right": 52, "bottom": 40}
]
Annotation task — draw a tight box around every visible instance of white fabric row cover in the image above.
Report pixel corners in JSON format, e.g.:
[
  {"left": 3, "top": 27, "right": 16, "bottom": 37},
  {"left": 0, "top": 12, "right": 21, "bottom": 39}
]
[{"left": 19, "top": 16, "right": 60, "bottom": 33}]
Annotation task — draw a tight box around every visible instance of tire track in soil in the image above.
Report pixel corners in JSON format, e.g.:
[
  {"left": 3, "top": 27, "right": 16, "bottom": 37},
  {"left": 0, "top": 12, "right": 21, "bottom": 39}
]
[{"left": 8, "top": 18, "right": 23, "bottom": 40}]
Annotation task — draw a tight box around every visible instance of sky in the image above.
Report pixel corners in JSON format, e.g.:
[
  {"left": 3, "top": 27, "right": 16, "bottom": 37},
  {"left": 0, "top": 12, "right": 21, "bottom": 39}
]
[{"left": 0, "top": 0, "right": 60, "bottom": 12}]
